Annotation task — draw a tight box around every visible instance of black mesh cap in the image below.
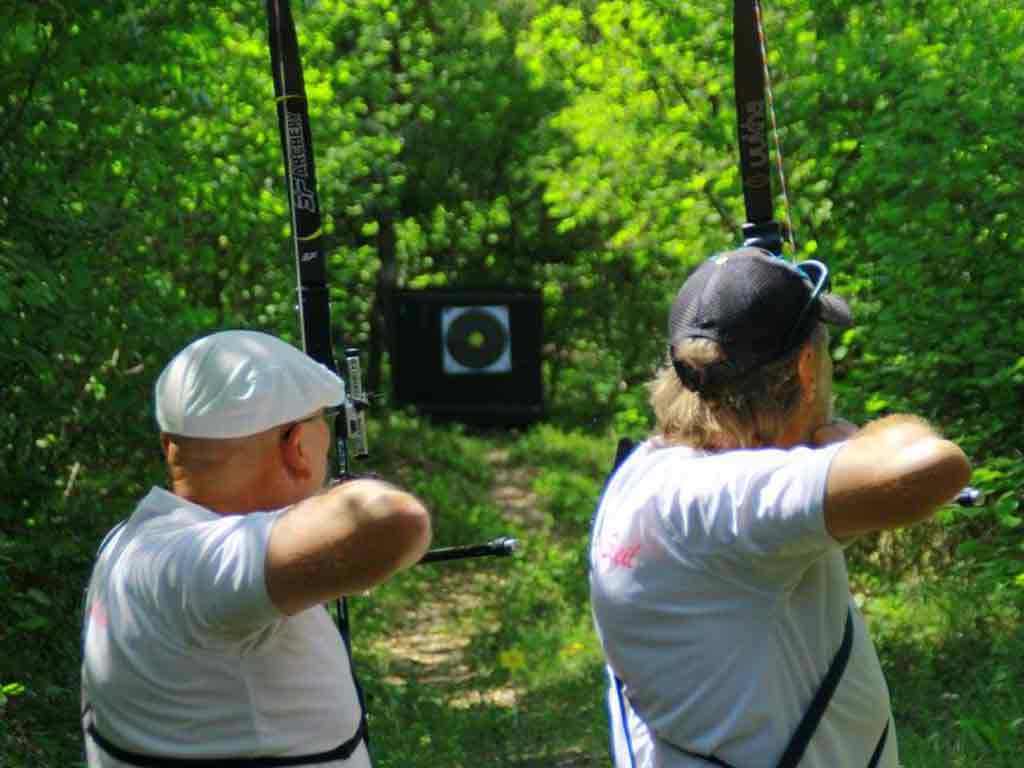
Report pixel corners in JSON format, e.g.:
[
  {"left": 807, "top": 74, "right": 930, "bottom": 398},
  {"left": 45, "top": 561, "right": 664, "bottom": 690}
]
[{"left": 668, "top": 248, "right": 853, "bottom": 393}]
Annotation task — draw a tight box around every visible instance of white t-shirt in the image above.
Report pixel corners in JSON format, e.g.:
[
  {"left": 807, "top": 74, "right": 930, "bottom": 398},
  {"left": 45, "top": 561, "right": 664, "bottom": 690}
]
[
  {"left": 590, "top": 440, "right": 897, "bottom": 768},
  {"left": 81, "top": 487, "right": 370, "bottom": 767}
]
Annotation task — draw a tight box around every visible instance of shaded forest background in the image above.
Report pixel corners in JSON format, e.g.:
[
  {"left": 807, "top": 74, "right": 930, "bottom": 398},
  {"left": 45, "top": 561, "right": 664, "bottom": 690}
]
[{"left": 2, "top": 0, "right": 1022, "bottom": 765}]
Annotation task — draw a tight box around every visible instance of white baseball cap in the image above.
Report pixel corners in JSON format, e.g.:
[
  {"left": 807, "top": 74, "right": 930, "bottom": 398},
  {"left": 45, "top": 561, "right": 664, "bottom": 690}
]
[{"left": 155, "top": 330, "right": 345, "bottom": 439}]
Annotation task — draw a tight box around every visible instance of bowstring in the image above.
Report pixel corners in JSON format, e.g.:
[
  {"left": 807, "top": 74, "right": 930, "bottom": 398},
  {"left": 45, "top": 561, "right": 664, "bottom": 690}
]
[{"left": 752, "top": 0, "right": 797, "bottom": 258}]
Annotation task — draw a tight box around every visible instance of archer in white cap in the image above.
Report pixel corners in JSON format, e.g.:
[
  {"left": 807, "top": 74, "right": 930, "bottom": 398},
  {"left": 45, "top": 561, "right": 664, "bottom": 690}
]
[
  {"left": 81, "top": 330, "right": 431, "bottom": 767},
  {"left": 590, "top": 249, "right": 971, "bottom": 768}
]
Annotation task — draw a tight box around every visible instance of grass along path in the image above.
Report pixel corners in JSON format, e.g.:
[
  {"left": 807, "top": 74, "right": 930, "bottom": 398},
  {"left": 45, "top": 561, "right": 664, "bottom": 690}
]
[
  {"left": 371, "top": 567, "right": 520, "bottom": 711},
  {"left": 371, "top": 447, "right": 540, "bottom": 709},
  {"left": 356, "top": 437, "right": 607, "bottom": 767}
]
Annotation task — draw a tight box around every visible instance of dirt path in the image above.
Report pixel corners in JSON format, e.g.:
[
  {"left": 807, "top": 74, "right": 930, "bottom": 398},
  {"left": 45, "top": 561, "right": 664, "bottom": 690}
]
[
  {"left": 370, "top": 447, "right": 540, "bottom": 708},
  {"left": 368, "top": 445, "right": 605, "bottom": 767},
  {"left": 488, "top": 447, "right": 546, "bottom": 529}
]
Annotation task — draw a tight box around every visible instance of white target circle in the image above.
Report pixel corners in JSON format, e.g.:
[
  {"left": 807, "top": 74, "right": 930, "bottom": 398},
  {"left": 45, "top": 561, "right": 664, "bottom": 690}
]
[{"left": 441, "top": 305, "right": 512, "bottom": 375}]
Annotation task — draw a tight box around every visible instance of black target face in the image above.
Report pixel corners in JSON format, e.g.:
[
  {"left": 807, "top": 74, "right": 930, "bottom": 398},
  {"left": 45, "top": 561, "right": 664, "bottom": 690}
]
[{"left": 446, "top": 309, "right": 508, "bottom": 369}]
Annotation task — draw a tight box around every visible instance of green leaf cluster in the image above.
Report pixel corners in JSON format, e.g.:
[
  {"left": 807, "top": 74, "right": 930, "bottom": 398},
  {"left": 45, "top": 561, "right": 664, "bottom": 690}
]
[{"left": 2, "top": 0, "right": 1023, "bottom": 763}]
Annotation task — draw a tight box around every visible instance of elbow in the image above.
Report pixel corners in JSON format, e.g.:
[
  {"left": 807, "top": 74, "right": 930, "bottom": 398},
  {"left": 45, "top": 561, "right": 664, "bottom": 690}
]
[
  {"left": 902, "top": 438, "right": 973, "bottom": 521},
  {"left": 825, "top": 433, "right": 973, "bottom": 539},
  {"left": 385, "top": 493, "right": 433, "bottom": 567},
  {"left": 266, "top": 483, "right": 432, "bottom": 611},
  {"left": 934, "top": 439, "right": 972, "bottom": 503},
  {"left": 353, "top": 484, "right": 433, "bottom": 573}
]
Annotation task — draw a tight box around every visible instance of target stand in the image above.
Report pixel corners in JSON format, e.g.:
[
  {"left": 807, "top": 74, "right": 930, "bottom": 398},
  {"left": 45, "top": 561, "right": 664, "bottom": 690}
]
[{"left": 391, "top": 289, "right": 544, "bottom": 425}]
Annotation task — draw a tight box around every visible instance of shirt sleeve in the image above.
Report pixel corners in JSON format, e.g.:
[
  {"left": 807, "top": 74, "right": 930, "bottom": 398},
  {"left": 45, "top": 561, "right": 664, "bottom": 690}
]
[
  {"left": 159, "top": 511, "right": 284, "bottom": 642},
  {"left": 661, "top": 444, "right": 843, "bottom": 581}
]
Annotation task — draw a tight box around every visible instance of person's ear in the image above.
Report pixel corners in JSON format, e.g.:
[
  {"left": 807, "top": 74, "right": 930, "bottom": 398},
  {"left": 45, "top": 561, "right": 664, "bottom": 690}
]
[
  {"left": 279, "top": 423, "right": 313, "bottom": 479},
  {"left": 797, "top": 341, "right": 818, "bottom": 405},
  {"left": 160, "top": 433, "right": 182, "bottom": 466}
]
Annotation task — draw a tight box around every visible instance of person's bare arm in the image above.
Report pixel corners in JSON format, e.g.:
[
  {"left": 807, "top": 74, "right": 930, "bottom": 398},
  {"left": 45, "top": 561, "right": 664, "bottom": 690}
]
[
  {"left": 814, "top": 415, "right": 971, "bottom": 540},
  {"left": 265, "top": 479, "right": 432, "bottom": 615}
]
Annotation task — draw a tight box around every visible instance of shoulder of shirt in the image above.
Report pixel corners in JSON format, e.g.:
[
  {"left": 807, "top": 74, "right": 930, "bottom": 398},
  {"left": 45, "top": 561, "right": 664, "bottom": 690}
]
[
  {"left": 136, "top": 488, "right": 287, "bottom": 521},
  {"left": 127, "top": 489, "right": 285, "bottom": 540},
  {"left": 640, "top": 438, "right": 832, "bottom": 461},
  {"left": 630, "top": 440, "right": 838, "bottom": 485},
  {"left": 132, "top": 486, "right": 216, "bottom": 523}
]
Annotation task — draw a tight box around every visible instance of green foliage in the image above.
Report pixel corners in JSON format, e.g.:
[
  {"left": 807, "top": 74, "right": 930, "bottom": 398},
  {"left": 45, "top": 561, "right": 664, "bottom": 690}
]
[
  {"left": 509, "top": 424, "right": 612, "bottom": 529},
  {"left": 2, "top": 0, "right": 1023, "bottom": 764},
  {"left": 2, "top": 2, "right": 197, "bottom": 530},
  {"left": 362, "top": 666, "right": 609, "bottom": 767},
  {"left": 868, "top": 582, "right": 1024, "bottom": 765},
  {"left": 365, "top": 411, "right": 512, "bottom": 549},
  {"left": 517, "top": 0, "right": 739, "bottom": 426}
]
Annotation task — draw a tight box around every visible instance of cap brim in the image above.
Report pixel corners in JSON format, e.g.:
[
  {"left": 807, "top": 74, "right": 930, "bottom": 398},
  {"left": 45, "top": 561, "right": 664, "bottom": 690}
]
[{"left": 820, "top": 293, "right": 853, "bottom": 327}]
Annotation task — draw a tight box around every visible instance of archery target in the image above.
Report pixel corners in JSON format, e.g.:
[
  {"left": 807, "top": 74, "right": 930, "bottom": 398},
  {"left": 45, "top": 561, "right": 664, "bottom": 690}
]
[
  {"left": 441, "top": 305, "right": 511, "bottom": 375},
  {"left": 391, "top": 289, "right": 543, "bottom": 424}
]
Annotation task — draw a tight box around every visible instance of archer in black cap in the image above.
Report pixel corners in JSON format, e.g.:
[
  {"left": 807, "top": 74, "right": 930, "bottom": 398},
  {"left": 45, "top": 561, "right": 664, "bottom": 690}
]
[{"left": 590, "top": 246, "right": 971, "bottom": 768}]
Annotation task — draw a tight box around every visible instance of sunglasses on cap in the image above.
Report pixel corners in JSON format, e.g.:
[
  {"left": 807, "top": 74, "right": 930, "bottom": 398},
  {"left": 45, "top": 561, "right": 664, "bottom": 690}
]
[{"left": 781, "top": 259, "right": 830, "bottom": 352}]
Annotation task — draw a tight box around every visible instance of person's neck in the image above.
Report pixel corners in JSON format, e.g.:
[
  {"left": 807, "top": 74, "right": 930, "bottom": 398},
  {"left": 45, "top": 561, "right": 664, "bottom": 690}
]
[
  {"left": 775, "top": 411, "right": 816, "bottom": 449},
  {"left": 169, "top": 475, "right": 291, "bottom": 516}
]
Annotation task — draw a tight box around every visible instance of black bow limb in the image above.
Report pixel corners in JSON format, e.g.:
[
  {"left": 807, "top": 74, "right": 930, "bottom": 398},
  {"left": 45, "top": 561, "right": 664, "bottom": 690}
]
[{"left": 733, "top": 0, "right": 786, "bottom": 256}]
